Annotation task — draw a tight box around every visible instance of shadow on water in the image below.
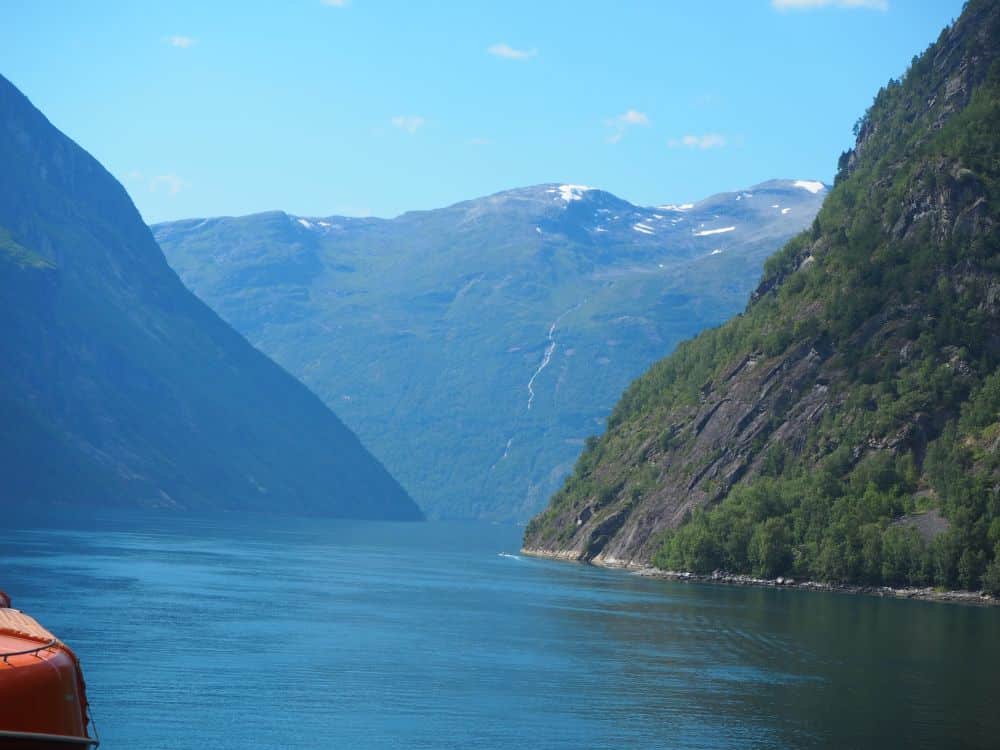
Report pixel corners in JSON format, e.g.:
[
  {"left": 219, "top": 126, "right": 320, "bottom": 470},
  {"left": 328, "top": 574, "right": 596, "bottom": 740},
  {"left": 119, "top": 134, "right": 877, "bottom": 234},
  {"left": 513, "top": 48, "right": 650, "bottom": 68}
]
[
  {"left": 557, "top": 573, "right": 1000, "bottom": 749},
  {"left": 2, "top": 511, "right": 998, "bottom": 749}
]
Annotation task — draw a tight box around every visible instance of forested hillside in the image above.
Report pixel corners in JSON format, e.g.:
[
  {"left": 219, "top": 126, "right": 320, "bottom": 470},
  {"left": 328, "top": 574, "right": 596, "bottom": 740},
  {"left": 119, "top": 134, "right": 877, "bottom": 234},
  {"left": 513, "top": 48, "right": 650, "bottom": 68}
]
[{"left": 525, "top": 0, "right": 1000, "bottom": 592}]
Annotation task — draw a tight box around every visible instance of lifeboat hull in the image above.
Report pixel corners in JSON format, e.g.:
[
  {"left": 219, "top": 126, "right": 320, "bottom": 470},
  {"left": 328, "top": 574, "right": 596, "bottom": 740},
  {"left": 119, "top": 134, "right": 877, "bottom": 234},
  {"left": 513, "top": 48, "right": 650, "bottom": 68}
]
[
  {"left": 0, "top": 732, "right": 95, "bottom": 749},
  {"left": 0, "top": 606, "right": 97, "bottom": 748}
]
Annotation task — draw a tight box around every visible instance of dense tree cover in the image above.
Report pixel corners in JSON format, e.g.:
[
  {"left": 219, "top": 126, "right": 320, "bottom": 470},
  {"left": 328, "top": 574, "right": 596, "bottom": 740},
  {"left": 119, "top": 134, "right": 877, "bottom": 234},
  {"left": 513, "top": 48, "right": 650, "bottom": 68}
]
[
  {"left": 655, "top": 370, "right": 1000, "bottom": 591},
  {"left": 657, "top": 5, "right": 1000, "bottom": 592},
  {"left": 528, "top": 0, "right": 1000, "bottom": 592}
]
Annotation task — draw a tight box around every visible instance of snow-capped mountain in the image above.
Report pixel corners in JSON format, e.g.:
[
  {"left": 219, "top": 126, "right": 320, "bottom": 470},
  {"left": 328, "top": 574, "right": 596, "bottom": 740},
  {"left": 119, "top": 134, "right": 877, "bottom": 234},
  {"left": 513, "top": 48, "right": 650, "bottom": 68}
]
[{"left": 154, "top": 179, "right": 827, "bottom": 520}]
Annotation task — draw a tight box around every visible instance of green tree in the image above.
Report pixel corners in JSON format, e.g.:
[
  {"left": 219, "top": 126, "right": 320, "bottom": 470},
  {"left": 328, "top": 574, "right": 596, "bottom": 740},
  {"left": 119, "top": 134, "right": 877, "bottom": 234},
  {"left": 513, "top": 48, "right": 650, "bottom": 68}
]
[{"left": 748, "top": 518, "right": 792, "bottom": 578}]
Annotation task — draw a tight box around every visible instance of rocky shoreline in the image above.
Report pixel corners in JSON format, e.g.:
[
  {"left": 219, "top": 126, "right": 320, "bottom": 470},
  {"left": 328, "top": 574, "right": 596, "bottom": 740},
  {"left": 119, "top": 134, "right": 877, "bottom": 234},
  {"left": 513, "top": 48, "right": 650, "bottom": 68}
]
[
  {"left": 632, "top": 568, "right": 1000, "bottom": 607},
  {"left": 522, "top": 548, "right": 998, "bottom": 607}
]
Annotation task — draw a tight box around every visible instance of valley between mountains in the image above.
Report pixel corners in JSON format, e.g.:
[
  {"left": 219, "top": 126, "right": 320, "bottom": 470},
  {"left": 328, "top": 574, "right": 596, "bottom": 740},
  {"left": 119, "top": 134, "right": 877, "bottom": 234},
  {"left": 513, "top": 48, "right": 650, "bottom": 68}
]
[{"left": 156, "top": 180, "right": 825, "bottom": 520}]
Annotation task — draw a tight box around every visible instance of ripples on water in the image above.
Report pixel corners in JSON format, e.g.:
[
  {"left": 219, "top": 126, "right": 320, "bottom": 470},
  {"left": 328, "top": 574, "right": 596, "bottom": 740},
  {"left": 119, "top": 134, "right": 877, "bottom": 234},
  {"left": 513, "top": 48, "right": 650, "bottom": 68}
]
[{"left": 2, "top": 512, "right": 998, "bottom": 749}]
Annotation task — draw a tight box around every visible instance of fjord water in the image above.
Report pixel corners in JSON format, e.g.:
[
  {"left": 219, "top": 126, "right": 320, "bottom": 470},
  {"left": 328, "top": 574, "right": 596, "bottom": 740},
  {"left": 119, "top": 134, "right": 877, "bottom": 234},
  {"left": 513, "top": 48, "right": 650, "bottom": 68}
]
[{"left": 3, "top": 513, "right": 998, "bottom": 750}]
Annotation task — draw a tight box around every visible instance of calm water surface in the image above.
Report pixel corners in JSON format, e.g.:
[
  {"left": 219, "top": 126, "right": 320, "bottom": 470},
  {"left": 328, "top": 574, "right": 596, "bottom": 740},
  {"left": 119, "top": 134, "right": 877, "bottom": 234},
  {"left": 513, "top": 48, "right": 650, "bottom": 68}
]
[{"left": 2, "top": 512, "right": 998, "bottom": 749}]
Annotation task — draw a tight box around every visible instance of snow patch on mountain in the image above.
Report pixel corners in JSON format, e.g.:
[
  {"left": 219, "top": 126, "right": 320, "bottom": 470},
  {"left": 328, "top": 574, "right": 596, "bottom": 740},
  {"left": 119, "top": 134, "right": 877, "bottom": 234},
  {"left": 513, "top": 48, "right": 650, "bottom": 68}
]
[
  {"left": 693, "top": 226, "right": 736, "bottom": 237},
  {"left": 793, "top": 180, "right": 825, "bottom": 194},
  {"left": 547, "top": 184, "right": 593, "bottom": 202}
]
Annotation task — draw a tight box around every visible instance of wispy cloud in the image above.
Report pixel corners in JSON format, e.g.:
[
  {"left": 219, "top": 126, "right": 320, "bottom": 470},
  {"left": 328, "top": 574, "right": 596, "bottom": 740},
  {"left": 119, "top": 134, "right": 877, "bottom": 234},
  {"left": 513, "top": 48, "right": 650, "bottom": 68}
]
[
  {"left": 487, "top": 43, "right": 537, "bottom": 60},
  {"left": 150, "top": 174, "right": 185, "bottom": 195},
  {"left": 468, "top": 136, "right": 493, "bottom": 146},
  {"left": 772, "top": 0, "right": 888, "bottom": 11},
  {"left": 668, "top": 134, "right": 728, "bottom": 150},
  {"left": 605, "top": 109, "right": 650, "bottom": 144},
  {"left": 321, "top": 0, "right": 349, "bottom": 6},
  {"left": 166, "top": 35, "right": 195, "bottom": 48},
  {"left": 391, "top": 115, "right": 425, "bottom": 134}
]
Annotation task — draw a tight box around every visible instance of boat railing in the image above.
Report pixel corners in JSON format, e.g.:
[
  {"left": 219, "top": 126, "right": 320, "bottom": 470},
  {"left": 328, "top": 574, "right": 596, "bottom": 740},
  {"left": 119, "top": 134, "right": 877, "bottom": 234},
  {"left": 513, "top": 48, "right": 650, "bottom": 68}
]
[{"left": 0, "top": 637, "right": 58, "bottom": 663}]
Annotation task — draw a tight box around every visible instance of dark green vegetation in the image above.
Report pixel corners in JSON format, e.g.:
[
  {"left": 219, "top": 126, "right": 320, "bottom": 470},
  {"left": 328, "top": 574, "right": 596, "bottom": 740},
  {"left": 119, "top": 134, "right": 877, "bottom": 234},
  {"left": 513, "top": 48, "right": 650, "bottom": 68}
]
[
  {"left": 156, "top": 182, "right": 825, "bottom": 520},
  {"left": 525, "top": 0, "right": 1000, "bottom": 593},
  {"left": 0, "top": 74, "right": 421, "bottom": 519}
]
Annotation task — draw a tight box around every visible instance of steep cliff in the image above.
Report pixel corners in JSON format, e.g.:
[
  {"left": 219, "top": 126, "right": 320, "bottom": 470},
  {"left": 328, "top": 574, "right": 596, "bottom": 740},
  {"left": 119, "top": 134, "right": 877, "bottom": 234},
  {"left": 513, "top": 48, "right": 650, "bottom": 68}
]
[
  {"left": 525, "top": 0, "right": 1000, "bottom": 592},
  {"left": 0, "top": 74, "right": 421, "bottom": 520}
]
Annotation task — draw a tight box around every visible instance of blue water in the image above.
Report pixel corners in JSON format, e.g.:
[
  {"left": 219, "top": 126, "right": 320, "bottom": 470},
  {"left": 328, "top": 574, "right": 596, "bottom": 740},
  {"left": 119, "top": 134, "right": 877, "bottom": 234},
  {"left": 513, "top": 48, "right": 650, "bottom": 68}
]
[{"left": 2, "top": 512, "right": 999, "bottom": 749}]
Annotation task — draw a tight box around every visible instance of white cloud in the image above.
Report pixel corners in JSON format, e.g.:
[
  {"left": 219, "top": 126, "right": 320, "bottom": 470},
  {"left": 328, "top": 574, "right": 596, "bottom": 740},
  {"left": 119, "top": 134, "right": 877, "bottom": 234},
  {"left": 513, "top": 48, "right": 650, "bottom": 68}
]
[
  {"left": 150, "top": 174, "right": 185, "bottom": 195},
  {"left": 606, "top": 109, "right": 650, "bottom": 144},
  {"left": 487, "top": 43, "right": 537, "bottom": 60},
  {"left": 615, "top": 110, "right": 649, "bottom": 126},
  {"left": 391, "top": 115, "right": 425, "bottom": 134},
  {"left": 166, "top": 36, "right": 195, "bottom": 48},
  {"left": 668, "top": 133, "right": 728, "bottom": 150},
  {"left": 772, "top": 0, "right": 888, "bottom": 10}
]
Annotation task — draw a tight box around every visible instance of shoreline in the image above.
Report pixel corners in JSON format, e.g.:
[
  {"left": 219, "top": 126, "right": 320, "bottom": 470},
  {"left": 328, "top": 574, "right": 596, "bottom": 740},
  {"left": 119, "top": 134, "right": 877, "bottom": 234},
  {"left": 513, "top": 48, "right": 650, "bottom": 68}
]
[{"left": 522, "top": 548, "right": 999, "bottom": 607}]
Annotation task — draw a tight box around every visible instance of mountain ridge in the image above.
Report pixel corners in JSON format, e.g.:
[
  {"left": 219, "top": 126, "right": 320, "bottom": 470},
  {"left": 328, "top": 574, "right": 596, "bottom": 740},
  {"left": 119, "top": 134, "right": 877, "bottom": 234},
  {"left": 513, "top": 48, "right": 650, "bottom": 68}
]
[
  {"left": 161, "top": 179, "right": 828, "bottom": 226},
  {"left": 0, "top": 73, "right": 422, "bottom": 520}
]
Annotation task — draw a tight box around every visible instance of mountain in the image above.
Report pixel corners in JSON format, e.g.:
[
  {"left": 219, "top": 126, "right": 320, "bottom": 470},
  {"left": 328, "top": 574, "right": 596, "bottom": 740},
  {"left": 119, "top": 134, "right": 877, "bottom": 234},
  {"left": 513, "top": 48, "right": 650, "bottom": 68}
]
[
  {"left": 0, "top": 74, "right": 421, "bottom": 520},
  {"left": 524, "top": 0, "right": 1000, "bottom": 593},
  {"left": 155, "top": 180, "right": 826, "bottom": 520}
]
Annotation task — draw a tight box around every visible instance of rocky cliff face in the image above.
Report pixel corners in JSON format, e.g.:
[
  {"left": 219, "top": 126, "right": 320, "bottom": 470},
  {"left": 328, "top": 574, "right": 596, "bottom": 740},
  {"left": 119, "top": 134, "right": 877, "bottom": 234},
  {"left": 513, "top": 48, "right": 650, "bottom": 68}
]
[
  {"left": 524, "top": 0, "right": 1000, "bottom": 577},
  {"left": 0, "top": 74, "right": 421, "bottom": 520}
]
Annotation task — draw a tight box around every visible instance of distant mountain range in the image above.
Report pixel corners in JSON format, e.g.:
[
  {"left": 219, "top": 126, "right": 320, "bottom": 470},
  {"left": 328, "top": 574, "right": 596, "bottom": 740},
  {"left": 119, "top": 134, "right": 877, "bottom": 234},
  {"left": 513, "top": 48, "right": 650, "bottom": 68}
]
[
  {"left": 156, "top": 179, "right": 826, "bottom": 520},
  {"left": 0, "top": 73, "right": 421, "bottom": 520}
]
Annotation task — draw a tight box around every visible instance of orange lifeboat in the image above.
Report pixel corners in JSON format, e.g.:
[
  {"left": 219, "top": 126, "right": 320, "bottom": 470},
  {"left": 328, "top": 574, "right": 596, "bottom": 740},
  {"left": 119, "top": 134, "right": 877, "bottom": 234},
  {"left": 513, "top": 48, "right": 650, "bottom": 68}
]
[{"left": 0, "top": 592, "right": 98, "bottom": 748}]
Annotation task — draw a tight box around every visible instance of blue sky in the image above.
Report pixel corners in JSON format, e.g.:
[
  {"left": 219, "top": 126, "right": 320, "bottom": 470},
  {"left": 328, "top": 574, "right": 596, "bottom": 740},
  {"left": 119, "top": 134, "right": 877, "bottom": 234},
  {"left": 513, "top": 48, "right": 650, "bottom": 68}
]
[{"left": 4, "top": 0, "right": 964, "bottom": 223}]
